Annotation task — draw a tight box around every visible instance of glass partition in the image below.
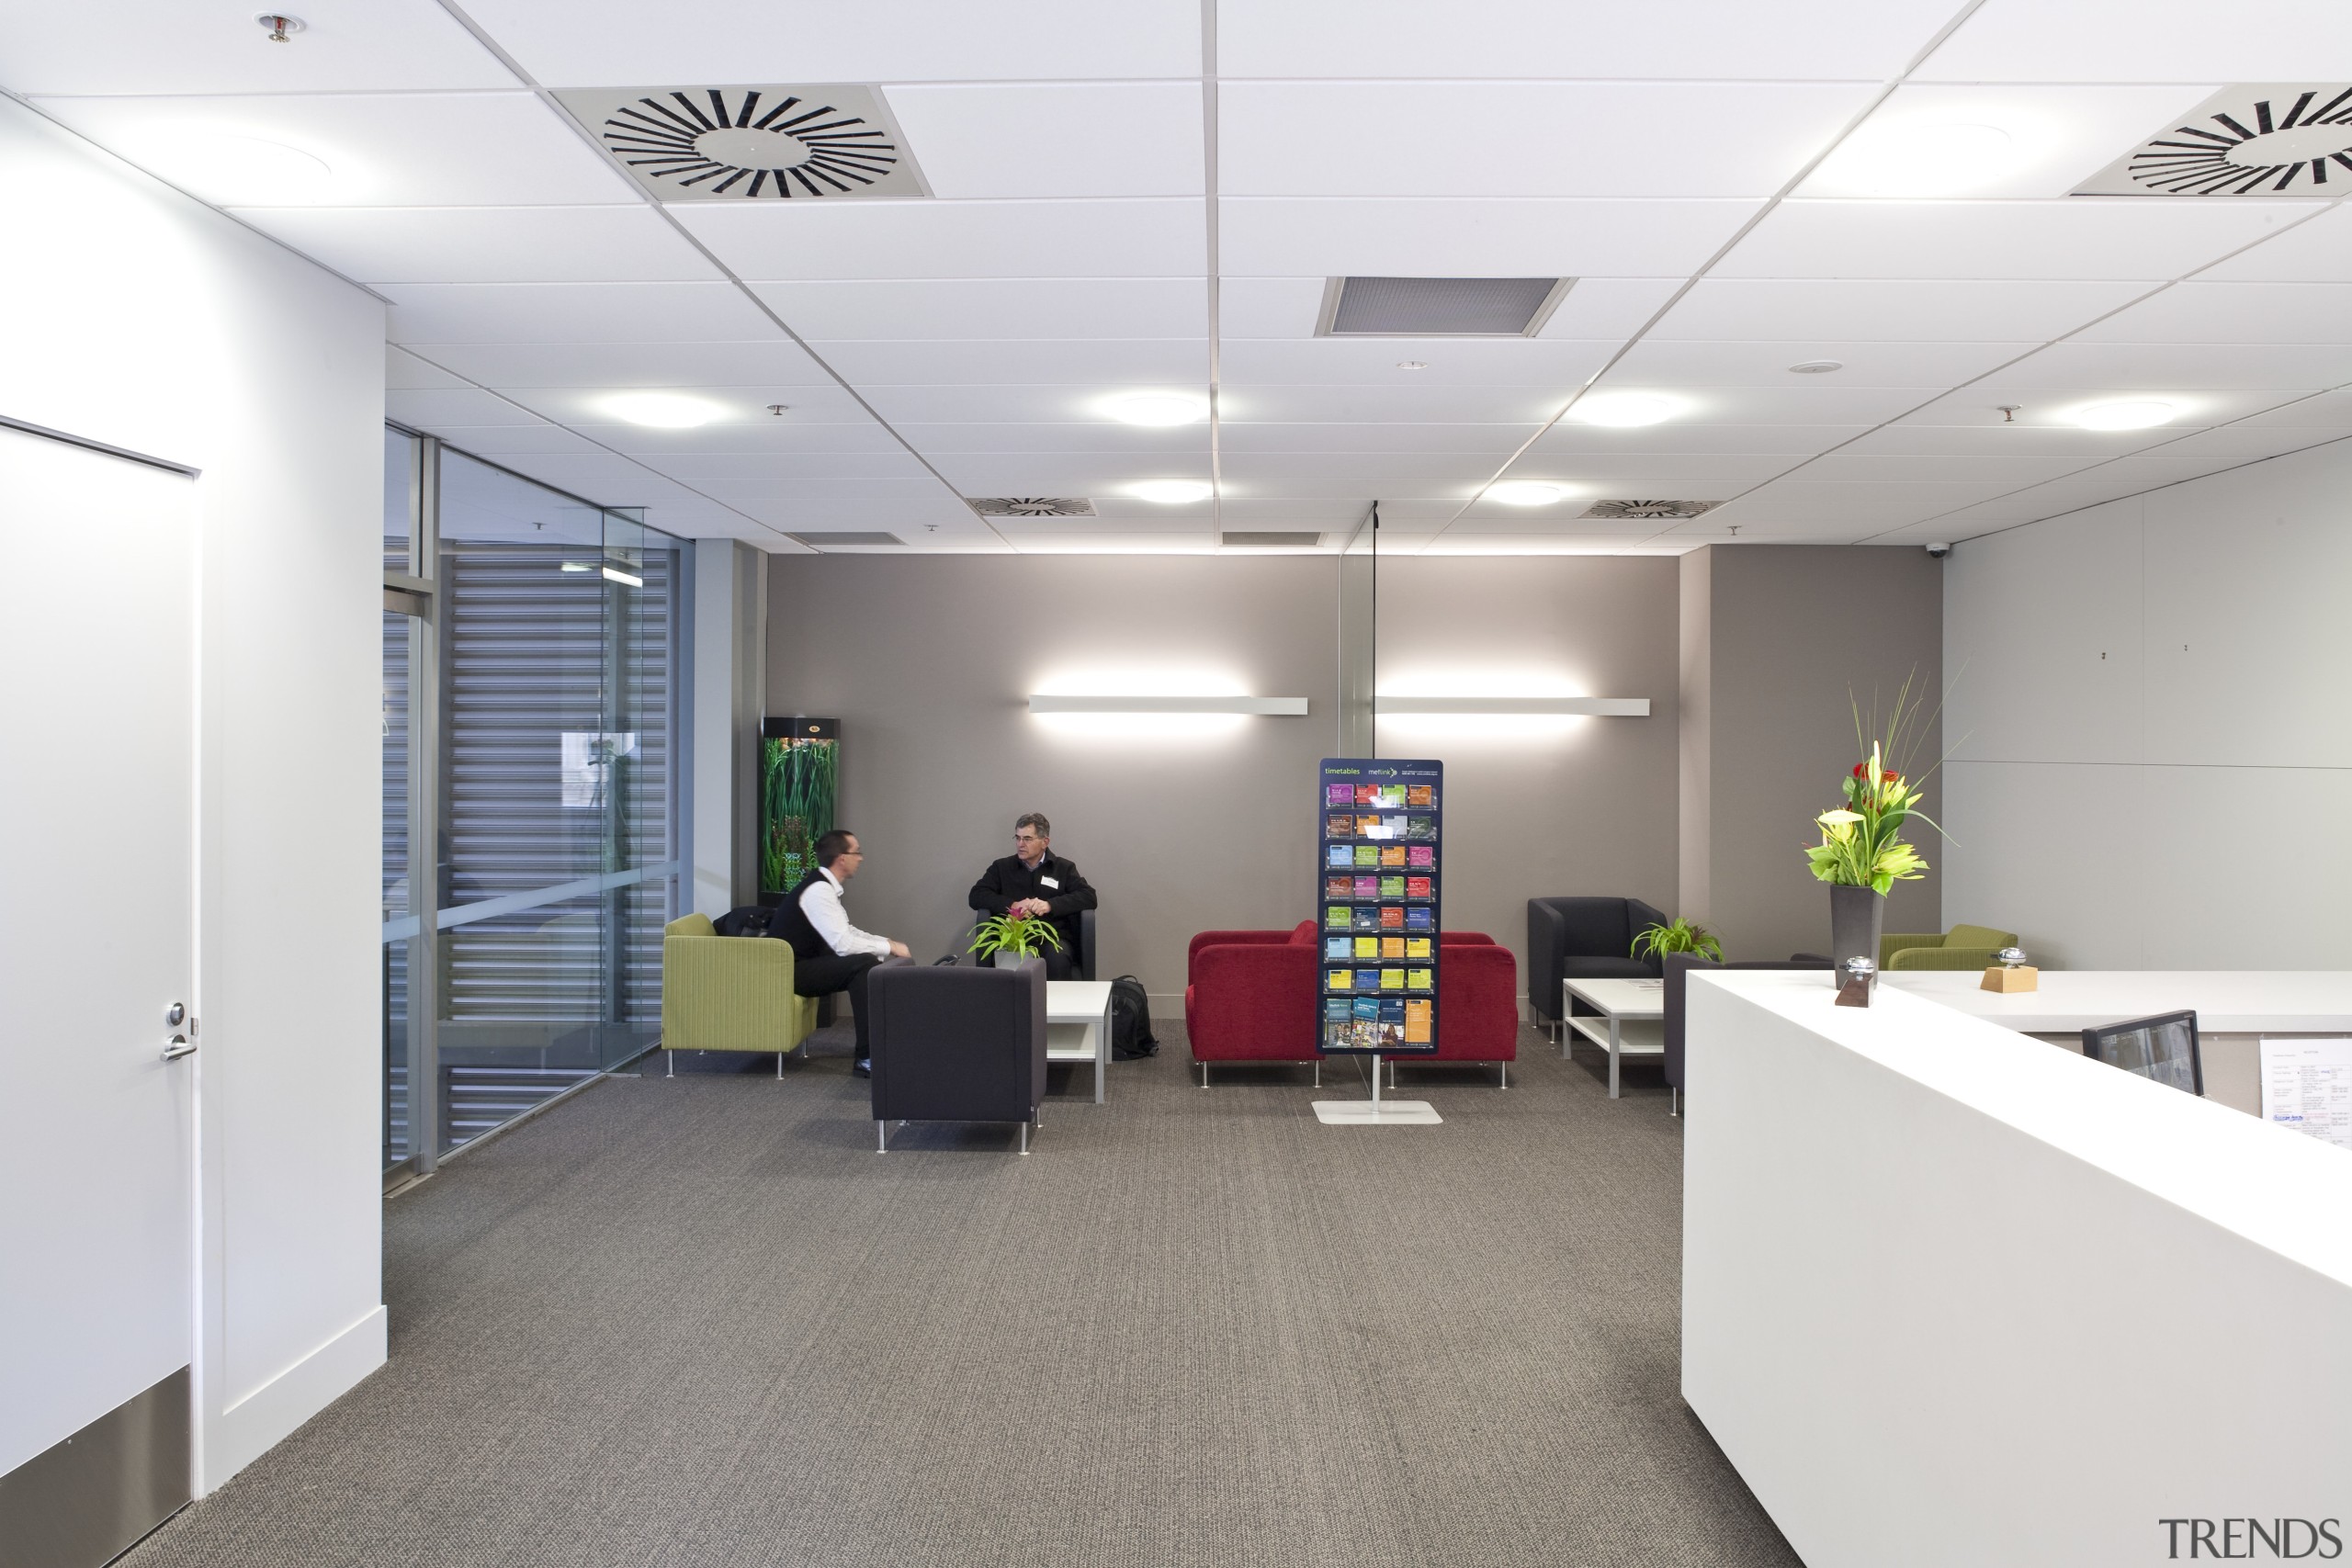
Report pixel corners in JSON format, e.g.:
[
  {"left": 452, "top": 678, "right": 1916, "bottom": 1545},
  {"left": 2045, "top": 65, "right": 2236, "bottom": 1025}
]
[{"left": 382, "top": 433, "right": 689, "bottom": 1172}]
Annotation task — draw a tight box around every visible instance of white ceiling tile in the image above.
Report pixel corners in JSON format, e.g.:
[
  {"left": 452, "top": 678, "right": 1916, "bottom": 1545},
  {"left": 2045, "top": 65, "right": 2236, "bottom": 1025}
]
[
  {"left": 687, "top": 475, "right": 961, "bottom": 504},
  {"left": 1221, "top": 455, "right": 1504, "bottom": 488},
  {"left": 382, "top": 282, "right": 783, "bottom": 344},
  {"left": 809, "top": 339, "right": 1205, "bottom": 385},
  {"left": 1603, "top": 339, "right": 2038, "bottom": 388},
  {"left": 1791, "top": 453, "right": 2100, "bottom": 485},
  {"left": 1530, "top": 424, "right": 1872, "bottom": 457},
  {"left": 1718, "top": 198, "right": 2303, "bottom": 281},
  {"left": 1217, "top": 423, "right": 1534, "bottom": 455},
  {"left": 501, "top": 383, "right": 876, "bottom": 424},
  {"left": 1917, "top": 1, "right": 2352, "bottom": 84},
  {"left": 227, "top": 205, "right": 717, "bottom": 285},
  {"left": 407, "top": 339, "right": 830, "bottom": 388},
  {"left": 1894, "top": 385, "right": 2307, "bottom": 428},
  {"left": 29, "top": 92, "right": 634, "bottom": 207},
  {"left": 2237, "top": 389, "right": 2352, "bottom": 427},
  {"left": 1220, "top": 198, "right": 1760, "bottom": 276},
  {"left": 1218, "top": 277, "right": 1329, "bottom": 339},
  {"left": 1981, "top": 342, "right": 2352, "bottom": 389},
  {"left": 1218, "top": 339, "right": 1613, "bottom": 387},
  {"left": 423, "top": 424, "right": 615, "bottom": 457},
  {"left": 925, "top": 456, "right": 1213, "bottom": 491},
  {"left": 895, "top": 423, "right": 1209, "bottom": 455},
  {"left": 462, "top": 453, "right": 706, "bottom": 500},
  {"left": 570, "top": 421, "right": 907, "bottom": 456},
  {"left": 752, "top": 279, "right": 1205, "bottom": 340},
  {"left": 0, "top": 0, "right": 517, "bottom": 93},
  {"left": 2073, "top": 283, "right": 2352, "bottom": 344},
  {"left": 1798, "top": 85, "right": 2217, "bottom": 199},
  {"left": 882, "top": 84, "right": 1202, "bottom": 198},
  {"left": 1498, "top": 457, "right": 1803, "bottom": 487},
  {"left": 387, "top": 345, "right": 469, "bottom": 390},
  {"left": 1218, "top": 0, "right": 1955, "bottom": 79},
  {"left": 2200, "top": 204, "right": 2352, "bottom": 283},
  {"left": 1533, "top": 279, "right": 1688, "bottom": 342},
  {"left": 1838, "top": 424, "right": 2184, "bottom": 457},
  {"left": 454, "top": 0, "right": 1200, "bottom": 85},
  {"left": 1193, "top": 499, "right": 1370, "bottom": 525},
  {"left": 1708, "top": 480, "right": 2021, "bottom": 524},
  {"left": 683, "top": 491, "right": 977, "bottom": 526},
  {"left": 1649, "top": 278, "right": 2154, "bottom": 343},
  {"left": 1222, "top": 83, "right": 1875, "bottom": 198},
  {"left": 631, "top": 452, "right": 934, "bottom": 482},
  {"left": 686, "top": 198, "right": 1205, "bottom": 280},
  {"left": 1219, "top": 386, "right": 1572, "bottom": 423},
  {"left": 1574, "top": 383, "right": 1952, "bottom": 424},
  {"left": 387, "top": 388, "right": 548, "bottom": 428},
  {"left": 855, "top": 383, "right": 1209, "bottom": 423}
]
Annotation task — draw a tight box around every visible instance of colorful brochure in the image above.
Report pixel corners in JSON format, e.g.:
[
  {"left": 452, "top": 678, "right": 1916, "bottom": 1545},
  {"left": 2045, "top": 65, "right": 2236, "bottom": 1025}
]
[
  {"left": 1380, "top": 967, "right": 1405, "bottom": 990},
  {"left": 1405, "top": 876, "right": 1432, "bottom": 899}
]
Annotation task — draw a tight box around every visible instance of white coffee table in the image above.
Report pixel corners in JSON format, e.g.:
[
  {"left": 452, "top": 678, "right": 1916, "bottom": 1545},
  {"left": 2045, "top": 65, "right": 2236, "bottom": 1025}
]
[
  {"left": 1046, "top": 979, "right": 1114, "bottom": 1103},
  {"left": 1562, "top": 976, "right": 1667, "bottom": 1099}
]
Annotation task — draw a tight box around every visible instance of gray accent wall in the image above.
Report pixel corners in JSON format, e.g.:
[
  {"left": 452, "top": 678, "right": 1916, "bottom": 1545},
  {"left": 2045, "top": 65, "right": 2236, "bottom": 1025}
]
[
  {"left": 766, "top": 552, "right": 1683, "bottom": 1002},
  {"left": 1679, "top": 546, "right": 1943, "bottom": 962},
  {"left": 691, "top": 539, "right": 765, "bottom": 915}
]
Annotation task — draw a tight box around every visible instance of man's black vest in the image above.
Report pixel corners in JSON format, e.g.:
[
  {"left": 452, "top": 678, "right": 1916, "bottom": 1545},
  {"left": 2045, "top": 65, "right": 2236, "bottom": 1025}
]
[{"left": 769, "top": 868, "right": 833, "bottom": 963}]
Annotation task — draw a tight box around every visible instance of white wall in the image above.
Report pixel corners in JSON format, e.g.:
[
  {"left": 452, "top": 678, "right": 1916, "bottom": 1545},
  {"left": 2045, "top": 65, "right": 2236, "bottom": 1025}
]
[
  {"left": 1942, "top": 439, "right": 2352, "bottom": 970},
  {"left": 0, "top": 98, "right": 386, "bottom": 1489}
]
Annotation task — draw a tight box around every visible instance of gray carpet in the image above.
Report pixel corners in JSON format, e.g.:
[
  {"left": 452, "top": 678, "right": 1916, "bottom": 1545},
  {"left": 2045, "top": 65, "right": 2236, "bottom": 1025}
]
[{"left": 126, "top": 1022, "right": 1799, "bottom": 1568}]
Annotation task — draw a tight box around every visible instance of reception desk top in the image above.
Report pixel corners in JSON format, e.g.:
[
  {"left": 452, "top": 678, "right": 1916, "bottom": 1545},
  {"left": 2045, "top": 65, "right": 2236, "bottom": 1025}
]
[{"left": 1882, "top": 967, "right": 2352, "bottom": 1034}]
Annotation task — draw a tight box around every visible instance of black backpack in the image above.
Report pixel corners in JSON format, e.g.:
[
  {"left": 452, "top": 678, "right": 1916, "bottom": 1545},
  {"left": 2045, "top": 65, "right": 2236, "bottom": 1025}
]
[{"left": 1109, "top": 975, "right": 1158, "bottom": 1058}]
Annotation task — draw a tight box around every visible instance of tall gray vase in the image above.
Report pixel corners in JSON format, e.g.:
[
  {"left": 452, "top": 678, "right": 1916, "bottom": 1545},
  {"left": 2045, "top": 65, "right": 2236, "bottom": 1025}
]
[{"left": 1827, "top": 885, "right": 1884, "bottom": 978}]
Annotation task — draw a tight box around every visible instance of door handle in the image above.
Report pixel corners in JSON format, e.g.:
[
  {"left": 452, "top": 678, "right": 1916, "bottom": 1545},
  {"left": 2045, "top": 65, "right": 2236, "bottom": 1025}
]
[{"left": 163, "top": 1035, "right": 197, "bottom": 1061}]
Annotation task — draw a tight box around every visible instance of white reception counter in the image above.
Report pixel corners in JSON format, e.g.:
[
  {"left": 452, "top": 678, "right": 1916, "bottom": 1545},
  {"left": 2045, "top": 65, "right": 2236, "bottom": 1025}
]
[{"left": 1682, "top": 971, "right": 2352, "bottom": 1568}]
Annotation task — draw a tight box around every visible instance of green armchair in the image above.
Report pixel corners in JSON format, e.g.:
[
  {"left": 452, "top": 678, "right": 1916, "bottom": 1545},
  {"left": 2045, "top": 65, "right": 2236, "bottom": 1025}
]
[
  {"left": 661, "top": 913, "right": 819, "bottom": 1076},
  {"left": 1880, "top": 923, "right": 2021, "bottom": 972}
]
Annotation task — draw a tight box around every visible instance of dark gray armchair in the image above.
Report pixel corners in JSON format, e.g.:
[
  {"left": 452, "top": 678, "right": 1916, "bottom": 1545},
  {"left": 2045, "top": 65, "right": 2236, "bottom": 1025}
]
[
  {"left": 1663, "top": 953, "right": 1833, "bottom": 1117},
  {"left": 868, "top": 958, "right": 1049, "bottom": 1153},
  {"left": 1528, "top": 897, "right": 1669, "bottom": 1033}
]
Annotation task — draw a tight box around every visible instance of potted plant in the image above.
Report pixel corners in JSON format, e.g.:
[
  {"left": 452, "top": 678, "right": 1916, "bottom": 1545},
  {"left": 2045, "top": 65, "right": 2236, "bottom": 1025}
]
[
  {"left": 1806, "top": 679, "right": 1940, "bottom": 975},
  {"left": 1630, "top": 917, "right": 1724, "bottom": 964},
  {"left": 968, "top": 911, "right": 1063, "bottom": 967}
]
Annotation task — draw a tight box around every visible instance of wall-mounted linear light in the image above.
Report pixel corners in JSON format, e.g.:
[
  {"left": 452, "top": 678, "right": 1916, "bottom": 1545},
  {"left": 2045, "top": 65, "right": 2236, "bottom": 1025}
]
[
  {"left": 601, "top": 565, "right": 643, "bottom": 586},
  {"left": 1375, "top": 696, "right": 1648, "bottom": 716},
  {"left": 1028, "top": 694, "right": 1308, "bottom": 715}
]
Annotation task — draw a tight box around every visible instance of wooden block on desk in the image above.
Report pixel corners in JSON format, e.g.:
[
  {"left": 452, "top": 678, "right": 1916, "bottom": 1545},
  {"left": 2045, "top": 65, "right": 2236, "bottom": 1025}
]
[{"left": 1982, "top": 965, "right": 2039, "bottom": 993}]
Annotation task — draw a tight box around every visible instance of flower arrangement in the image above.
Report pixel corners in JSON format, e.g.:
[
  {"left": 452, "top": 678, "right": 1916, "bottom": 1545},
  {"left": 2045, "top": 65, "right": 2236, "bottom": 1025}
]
[
  {"left": 1806, "top": 677, "right": 1941, "bottom": 895},
  {"left": 969, "top": 910, "right": 1064, "bottom": 962},
  {"left": 1630, "top": 917, "right": 1724, "bottom": 964}
]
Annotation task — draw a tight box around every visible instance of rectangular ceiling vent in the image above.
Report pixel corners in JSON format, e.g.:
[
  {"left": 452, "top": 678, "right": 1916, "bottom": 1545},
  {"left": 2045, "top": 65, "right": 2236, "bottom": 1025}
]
[
  {"left": 1221, "top": 531, "right": 1324, "bottom": 549},
  {"left": 968, "top": 497, "right": 1097, "bottom": 517},
  {"left": 787, "top": 532, "right": 904, "bottom": 549},
  {"left": 1317, "top": 276, "right": 1573, "bottom": 337},
  {"left": 1579, "top": 500, "right": 1719, "bottom": 521},
  {"left": 2075, "top": 85, "right": 2352, "bottom": 196},
  {"left": 555, "top": 85, "right": 930, "bottom": 200}
]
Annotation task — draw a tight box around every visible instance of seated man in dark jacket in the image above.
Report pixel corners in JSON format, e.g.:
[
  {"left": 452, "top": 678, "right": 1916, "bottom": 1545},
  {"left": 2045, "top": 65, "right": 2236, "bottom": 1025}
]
[{"left": 967, "top": 812, "right": 1096, "bottom": 979}]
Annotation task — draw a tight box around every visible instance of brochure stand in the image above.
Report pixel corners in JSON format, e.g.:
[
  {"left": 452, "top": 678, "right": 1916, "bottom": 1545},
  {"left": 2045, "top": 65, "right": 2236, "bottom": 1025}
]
[{"left": 1310, "top": 757, "right": 1445, "bottom": 1127}]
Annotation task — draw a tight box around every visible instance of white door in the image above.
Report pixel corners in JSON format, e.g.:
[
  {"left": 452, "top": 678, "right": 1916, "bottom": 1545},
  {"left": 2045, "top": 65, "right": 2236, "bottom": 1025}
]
[{"left": 0, "top": 427, "right": 197, "bottom": 1557}]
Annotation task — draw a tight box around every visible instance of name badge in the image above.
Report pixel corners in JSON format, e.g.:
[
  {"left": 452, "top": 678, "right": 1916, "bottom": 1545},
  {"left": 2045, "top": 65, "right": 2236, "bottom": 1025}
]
[{"left": 1039, "top": 876, "right": 1059, "bottom": 889}]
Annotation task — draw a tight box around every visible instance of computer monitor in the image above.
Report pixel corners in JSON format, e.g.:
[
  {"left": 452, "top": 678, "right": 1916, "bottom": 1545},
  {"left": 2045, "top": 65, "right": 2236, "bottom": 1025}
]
[{"left": 2080, "top": 1010, "right": 2202, "bottom": 1097}]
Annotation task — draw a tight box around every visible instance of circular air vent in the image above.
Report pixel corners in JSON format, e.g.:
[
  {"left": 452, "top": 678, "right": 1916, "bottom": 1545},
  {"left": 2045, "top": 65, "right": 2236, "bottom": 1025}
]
[
  {"left": 2078, "top": 85, "right": 2352, "bottom": 197},
  {"left": 969, "top": 498, "right": 1098, "bottom": 517},
  {"left": 560, "top": 85, "right": 929, "bottom": 201},
  {"left": 1579, "top": 499, "right": 1719, "bottom": 521}
]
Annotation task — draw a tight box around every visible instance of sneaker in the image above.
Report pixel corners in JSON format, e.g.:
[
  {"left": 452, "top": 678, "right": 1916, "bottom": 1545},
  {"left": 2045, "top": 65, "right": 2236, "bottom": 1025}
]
[{"left": 852, "top": 1058, "right": 871, "bottom": 1078}]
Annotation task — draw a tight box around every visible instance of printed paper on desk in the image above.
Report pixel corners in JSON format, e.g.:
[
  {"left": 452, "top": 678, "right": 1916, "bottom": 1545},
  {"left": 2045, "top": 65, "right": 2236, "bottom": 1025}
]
[{"left": 2260, "top": 1037, "right": 2352, "bottom": 1152}]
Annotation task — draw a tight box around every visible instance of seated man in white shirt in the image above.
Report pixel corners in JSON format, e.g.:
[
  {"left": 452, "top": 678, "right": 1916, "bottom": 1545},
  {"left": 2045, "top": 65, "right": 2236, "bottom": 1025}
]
[{"left": 767, "top": 829, "right": 910, "bottom": 1078}]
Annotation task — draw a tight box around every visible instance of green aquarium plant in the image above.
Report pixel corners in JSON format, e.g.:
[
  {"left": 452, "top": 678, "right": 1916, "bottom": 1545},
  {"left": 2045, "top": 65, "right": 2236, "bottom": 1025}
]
[
  {"left": 969, "top": 911, "right": 1064, "bottom": 963},
  {"left": 1630, "top": 917, "right": 1724, "bottom": 964},
  {"left": 759, "top": 736, "right": 838, "bottom": 897}
]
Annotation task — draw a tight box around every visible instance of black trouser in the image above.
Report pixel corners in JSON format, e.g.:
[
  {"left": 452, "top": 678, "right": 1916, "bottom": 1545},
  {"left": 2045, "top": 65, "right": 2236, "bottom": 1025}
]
[
  {"left": 1040, "top": 946, "right": 1077, "bottom": 981},
  {"left": 795, "top": 952, "right": 884, "bottom": 1058}
]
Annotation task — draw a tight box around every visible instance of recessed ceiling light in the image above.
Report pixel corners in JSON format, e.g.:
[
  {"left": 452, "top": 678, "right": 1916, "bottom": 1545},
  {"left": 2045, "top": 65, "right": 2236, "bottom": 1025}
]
[
  {"left": 601, "top": 391, "right": 725, "bottom": 429},
  {"left": 1788, "top": 359, "right": 1844, "bottom": 375},
  {"left": 1107, "top": 394, "right": 1206, "bottom": 427},
  {"left": 2071, "top": 400, "right": 2176, "bottom": 431},
  {"left": 136, "top": 130, "right": 333, "bottom": 199},
  {"left": 1487, "top": 481, "right": 1566, "bottom": 506},
  {"left": 1829, "top": 121, "right": 2016, "bottom": 196},
  {"left": 1128, "top": 480, "right": 1214, "bottom": 504},
  {"left": 1572, "top": 392, "right": 1682, "bottom": 428}
]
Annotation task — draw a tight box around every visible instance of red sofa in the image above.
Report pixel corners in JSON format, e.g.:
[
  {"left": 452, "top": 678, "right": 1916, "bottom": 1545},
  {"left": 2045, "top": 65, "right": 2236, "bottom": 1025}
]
[
  {"left": 1387, "top": 931, "right": 1520, "bottom": 1088},
  {"left": 1183, "top": 922, "right": 1320, "bottom": 1086}
]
